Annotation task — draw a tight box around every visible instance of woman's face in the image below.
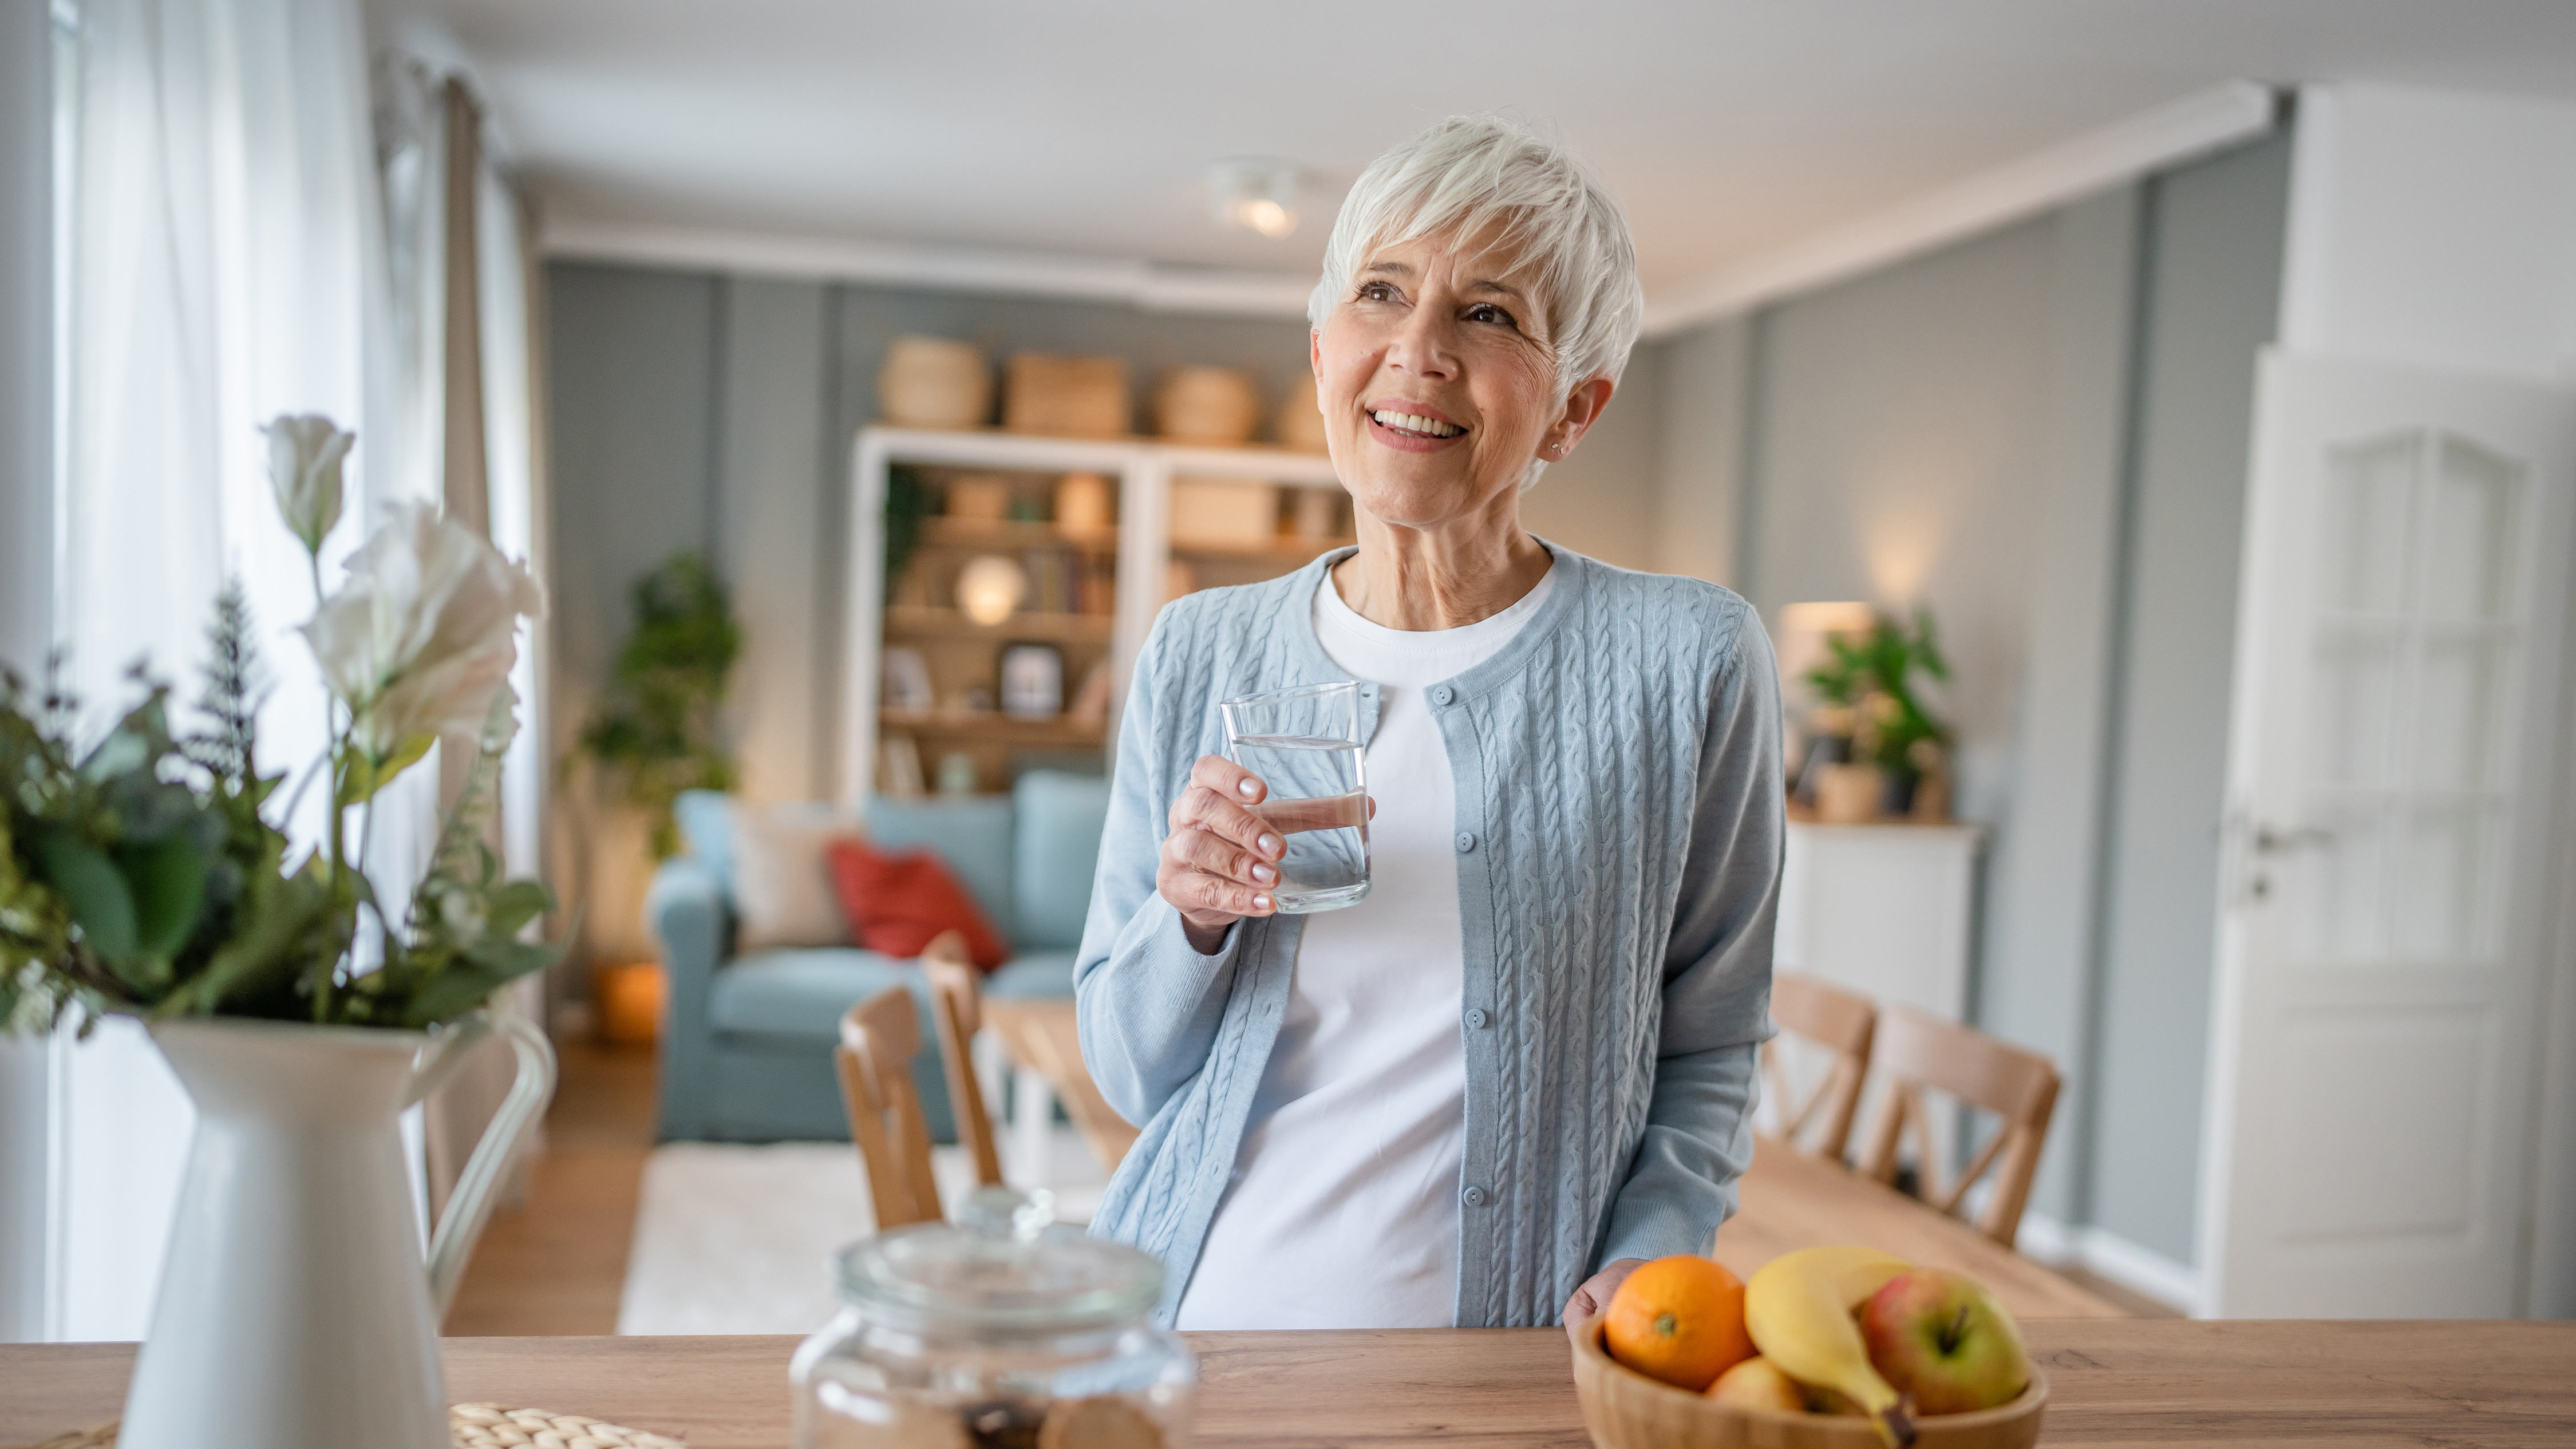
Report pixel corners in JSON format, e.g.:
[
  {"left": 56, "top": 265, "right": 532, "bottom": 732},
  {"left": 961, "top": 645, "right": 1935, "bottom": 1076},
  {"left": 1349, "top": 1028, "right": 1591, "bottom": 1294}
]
[{"left": 1311, "top": 231, "right": 1612, "bottom": 534}]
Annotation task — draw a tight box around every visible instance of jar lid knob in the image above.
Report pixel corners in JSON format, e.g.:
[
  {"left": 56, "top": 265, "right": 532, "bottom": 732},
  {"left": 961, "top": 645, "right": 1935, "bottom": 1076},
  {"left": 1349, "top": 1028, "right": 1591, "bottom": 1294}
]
[{"left": 958, "top": 1186, "right": 1057, "bottom": 1243}]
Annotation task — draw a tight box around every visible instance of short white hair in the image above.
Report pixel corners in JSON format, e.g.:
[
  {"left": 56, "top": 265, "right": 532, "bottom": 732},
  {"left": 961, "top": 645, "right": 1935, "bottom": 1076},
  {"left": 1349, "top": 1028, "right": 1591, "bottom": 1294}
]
[{"left": 1308, "top": 113, "right": 1646, "bottom": 397}]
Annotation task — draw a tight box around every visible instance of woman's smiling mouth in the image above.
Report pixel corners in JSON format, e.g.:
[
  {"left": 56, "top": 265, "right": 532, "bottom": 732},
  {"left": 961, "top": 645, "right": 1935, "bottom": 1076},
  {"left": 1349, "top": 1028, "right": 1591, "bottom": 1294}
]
[{"left": 1366, "top": 403, "right": 1469, "bottom": 449}]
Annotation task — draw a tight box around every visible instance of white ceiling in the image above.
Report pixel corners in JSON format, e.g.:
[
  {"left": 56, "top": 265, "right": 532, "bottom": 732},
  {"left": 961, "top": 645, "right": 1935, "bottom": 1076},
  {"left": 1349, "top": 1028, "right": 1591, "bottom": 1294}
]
[{"left": 381, "top": 0, "right": 2576, "bottom": 303}]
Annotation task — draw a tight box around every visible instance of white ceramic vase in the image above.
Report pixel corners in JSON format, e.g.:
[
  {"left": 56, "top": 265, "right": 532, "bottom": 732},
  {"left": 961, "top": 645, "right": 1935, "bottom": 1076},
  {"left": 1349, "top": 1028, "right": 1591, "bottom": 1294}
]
[{"left": 118, "top": 1012, "right": 555, "bottom": 1449}]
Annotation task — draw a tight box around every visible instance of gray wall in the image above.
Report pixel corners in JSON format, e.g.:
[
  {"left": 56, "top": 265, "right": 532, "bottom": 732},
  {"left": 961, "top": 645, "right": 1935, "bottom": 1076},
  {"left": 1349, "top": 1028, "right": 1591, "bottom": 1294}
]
[
  {"left": 1705, "top": 196, "right": 2140, "bottom": 1231},
  {"left": 545, "top": 264, "right": 723, "bottom": 961},
  {"left": 1642, "top": 134, "right": 2292, "bottom": 1263},
  {"left": 1647, "top": 317, "right": 1755, "bottom": 586},
  {"left": 2086, "top": 132, "right": 2292, "bottom": 1263}
]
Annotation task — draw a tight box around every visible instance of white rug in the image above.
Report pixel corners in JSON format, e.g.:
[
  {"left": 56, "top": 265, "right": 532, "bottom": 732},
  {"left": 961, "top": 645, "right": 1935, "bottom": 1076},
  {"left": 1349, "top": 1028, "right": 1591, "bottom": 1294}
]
[{"left": 617, "top": 1128, "right": 1110, "bottom": 1336}]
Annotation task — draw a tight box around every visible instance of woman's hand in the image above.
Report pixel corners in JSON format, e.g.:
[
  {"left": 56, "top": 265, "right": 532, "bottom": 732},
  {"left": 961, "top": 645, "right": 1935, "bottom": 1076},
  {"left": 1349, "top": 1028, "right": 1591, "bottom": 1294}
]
[
  {"left": 1161, "top": 755, "right": 1287, "bottom": 953},
  {"left": 1562, "top": 1257, "right": 1645, "bottom": 1341}
]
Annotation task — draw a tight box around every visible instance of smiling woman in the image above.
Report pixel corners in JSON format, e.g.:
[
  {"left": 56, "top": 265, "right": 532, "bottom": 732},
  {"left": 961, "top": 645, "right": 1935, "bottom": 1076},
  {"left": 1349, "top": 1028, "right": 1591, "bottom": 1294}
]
[{"left": 1074, "top": 113, "right": 1783, "bottom": 1333}]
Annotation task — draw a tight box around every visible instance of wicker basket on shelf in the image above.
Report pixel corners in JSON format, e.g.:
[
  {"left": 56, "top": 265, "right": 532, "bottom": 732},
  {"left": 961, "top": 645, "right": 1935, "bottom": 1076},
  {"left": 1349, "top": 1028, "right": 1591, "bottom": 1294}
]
[
  {"left": 1153, "top": 366, "right": 1260, "bottom": 444},
  {"left": 878, "top": 335, "right": 991, "bottom": 429},
  {"left": 1003, "top": 354, "right": 1131, "bottom": 437}
]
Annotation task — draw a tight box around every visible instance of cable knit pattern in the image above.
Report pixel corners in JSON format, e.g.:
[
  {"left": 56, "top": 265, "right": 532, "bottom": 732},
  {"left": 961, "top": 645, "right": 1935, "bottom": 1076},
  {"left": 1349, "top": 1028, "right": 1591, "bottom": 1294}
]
[{"left": 1076, "top": 543, "right": 1781, "bottom": 1328}]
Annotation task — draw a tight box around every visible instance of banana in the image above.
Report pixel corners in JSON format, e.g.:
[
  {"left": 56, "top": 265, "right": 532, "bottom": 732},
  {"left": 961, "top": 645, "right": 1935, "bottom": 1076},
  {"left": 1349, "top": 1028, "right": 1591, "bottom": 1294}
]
[{"left": 1744, "top": 1246, "right": 1918, "bottom": 1448}]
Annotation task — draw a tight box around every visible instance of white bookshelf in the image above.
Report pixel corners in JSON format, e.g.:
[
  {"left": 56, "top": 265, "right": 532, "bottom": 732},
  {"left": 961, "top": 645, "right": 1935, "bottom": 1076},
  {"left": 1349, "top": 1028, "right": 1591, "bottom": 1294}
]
[{"left": 841, "top": 425, "right": 1345, "bottom": 805}]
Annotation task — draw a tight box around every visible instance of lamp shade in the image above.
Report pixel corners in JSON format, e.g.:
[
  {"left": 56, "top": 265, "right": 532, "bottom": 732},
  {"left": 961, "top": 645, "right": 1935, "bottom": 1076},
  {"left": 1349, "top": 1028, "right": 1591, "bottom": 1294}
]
[
  {"left": 1774, "top": 601, "right": 1878, "bottom": 703},
  {"left": 955, "top": 555, "right": 1028, "bottom": 626}
]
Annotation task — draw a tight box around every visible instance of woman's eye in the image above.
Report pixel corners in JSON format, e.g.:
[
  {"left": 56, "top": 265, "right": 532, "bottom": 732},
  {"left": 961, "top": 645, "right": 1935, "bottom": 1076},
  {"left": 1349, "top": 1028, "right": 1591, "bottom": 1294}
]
[
  {"left": 1465, "top": 303, "right": 1518, "bottom": 327},
  {"left": 1356, "top": 281, "right": 1397, "bottom": 303}
]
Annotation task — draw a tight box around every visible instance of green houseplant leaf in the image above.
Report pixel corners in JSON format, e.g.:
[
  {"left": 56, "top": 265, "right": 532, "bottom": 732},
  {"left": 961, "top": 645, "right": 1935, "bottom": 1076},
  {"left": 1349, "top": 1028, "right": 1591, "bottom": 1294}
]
[
  {"left": 30, "top": 828, "right": 139, "bottom": 968},
  {"left": 117, "top": 834, "right": 207, "bottom": 963}
]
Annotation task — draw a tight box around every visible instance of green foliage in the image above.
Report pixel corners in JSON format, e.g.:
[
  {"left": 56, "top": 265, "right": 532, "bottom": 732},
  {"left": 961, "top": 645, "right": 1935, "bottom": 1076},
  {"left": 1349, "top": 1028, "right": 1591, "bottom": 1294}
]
[
  {"left": 0, "top": 582, "right": 560, "bottom": 1035},
  {"left": 884, "top": 465, "right": 933, "bottom": 602},
  {"left": 575, "top": 552, "right": 740, "bottom": 858},
  {"left": 1804, "top": 609, "right": 1953, "bottom": 780}
]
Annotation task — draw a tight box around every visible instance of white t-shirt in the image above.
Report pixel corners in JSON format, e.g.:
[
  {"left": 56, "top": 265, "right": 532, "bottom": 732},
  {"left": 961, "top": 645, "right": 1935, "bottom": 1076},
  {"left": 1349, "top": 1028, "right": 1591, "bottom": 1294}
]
[{"left": 1174, "top": 560, "right": 1556, "bottom": 1329}]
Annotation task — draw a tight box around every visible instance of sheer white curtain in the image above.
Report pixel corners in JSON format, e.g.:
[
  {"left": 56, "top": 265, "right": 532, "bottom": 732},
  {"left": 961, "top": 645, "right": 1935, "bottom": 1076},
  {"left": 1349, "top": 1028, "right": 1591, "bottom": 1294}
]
[{"left": 47, "top": 0, "right": 431, "bottom": 1341}]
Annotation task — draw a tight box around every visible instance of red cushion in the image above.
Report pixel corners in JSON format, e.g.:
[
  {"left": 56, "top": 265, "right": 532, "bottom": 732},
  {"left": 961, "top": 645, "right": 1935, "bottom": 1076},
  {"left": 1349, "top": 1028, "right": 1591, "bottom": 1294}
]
[{"left": 823, "top": 838, "right": 1010, "bottom": 970}]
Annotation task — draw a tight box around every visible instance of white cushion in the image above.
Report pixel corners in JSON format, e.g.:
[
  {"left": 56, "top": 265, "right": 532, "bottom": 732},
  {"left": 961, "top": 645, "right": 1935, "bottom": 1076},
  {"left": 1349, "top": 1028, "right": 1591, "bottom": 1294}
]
[{"left": 729, "top": 804, "right": 860, "bottom": 951}]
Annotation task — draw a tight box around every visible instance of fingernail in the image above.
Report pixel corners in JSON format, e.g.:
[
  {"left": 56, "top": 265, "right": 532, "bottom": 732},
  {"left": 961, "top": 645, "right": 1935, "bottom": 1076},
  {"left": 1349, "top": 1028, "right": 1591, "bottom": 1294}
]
[
  {"left": 1251, "top": 863, "right": 1277, "bottom": 885},
  {"left": 1258, "top": 834, "right": 1282, "bottom": 856},
  {"left": 1238, "top": 779, "right": 1260, "bottom": 799},
  {"left": 1251, "top": 894, "right": 1273, "bottom": 912}
]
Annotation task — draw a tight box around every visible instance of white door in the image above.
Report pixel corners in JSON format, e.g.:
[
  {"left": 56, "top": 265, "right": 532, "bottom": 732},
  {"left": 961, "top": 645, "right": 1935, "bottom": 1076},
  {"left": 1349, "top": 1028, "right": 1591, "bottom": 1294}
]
[{"left": 2198, "top": 352, "right": 2576, "bottom": 1317}]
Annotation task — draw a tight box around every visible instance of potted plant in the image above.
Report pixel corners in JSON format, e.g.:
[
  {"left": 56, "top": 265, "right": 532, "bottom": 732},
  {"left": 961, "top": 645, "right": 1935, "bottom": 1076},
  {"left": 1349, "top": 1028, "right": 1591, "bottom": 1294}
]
[
  {"left": 1803, "top": 609, "right": 1953, "bottom": 820},
  {"left": 572, "top": 551, "right": 739, "bottom": 860},
  {"left": 0, "top": 416, "right": 560, "bottom": 1449}
]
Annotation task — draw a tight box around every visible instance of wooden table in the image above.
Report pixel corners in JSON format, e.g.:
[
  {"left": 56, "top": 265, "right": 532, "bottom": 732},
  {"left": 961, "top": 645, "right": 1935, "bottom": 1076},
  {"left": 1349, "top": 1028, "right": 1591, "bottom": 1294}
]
[
  {"left": 1719, "top": 1136, "right": 2125, "bottom": 1319},
  {"left": 985, "top": 998, "right": 1139, "bottom": 1171},
  {"left": 9, "top": 1322, "right": 2574, "bottom": 1448}
]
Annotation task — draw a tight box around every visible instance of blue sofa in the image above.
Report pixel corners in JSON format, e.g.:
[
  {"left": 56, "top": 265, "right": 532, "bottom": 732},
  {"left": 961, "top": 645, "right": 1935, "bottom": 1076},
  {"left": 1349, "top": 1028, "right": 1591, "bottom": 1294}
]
[{"left": 648, "top": 772, "right": 1109, "bottom": 1143}]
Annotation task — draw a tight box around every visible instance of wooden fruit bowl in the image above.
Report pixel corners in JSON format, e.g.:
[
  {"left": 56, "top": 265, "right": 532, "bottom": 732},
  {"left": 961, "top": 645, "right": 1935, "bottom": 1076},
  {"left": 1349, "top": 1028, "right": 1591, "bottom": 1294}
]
[{"left": 1570, "top": 1319, "right": 2048, "bottom": 1448}]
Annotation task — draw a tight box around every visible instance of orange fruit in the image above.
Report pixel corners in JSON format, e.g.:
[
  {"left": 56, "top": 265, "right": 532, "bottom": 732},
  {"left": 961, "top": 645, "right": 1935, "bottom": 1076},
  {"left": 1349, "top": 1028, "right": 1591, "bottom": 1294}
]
[{"left": 1601, "top": 1254, "right": 1755, "bottom": 1392}]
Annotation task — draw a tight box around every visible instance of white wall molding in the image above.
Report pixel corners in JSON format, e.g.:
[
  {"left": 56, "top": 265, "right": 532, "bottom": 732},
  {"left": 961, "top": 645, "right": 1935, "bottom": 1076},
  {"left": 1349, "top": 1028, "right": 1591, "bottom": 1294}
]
[
  {"left": 1641, "top": 82, "right": 2279, "bottom": 337},
  {"left": 2016, "top": 1213, "right": 2205, "bottom": 1316},
  {"left": 541, "top": 216, "right": 1318, "bottom": 319}
]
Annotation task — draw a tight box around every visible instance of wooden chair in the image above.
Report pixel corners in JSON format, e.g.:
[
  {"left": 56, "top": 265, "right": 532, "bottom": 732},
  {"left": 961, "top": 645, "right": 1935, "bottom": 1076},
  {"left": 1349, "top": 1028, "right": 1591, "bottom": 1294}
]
[
  {"left": 1760, "top": 970, "right": 1876, "bottom": 1161},
  {"left": 1856, "top": 1004, "right": 2061, "bottom": 1245},
  {"left": 920, "top": 930, "right": 1005, "bottom": 1191},
  {"left": 836, "top": 986, "right": 943, "bottom": 1230}
]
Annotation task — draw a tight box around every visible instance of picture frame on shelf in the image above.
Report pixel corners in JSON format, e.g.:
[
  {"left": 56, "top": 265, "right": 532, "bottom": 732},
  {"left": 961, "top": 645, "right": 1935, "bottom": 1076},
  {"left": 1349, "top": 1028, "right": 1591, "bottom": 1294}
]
[
  {"left": 882, "top": 645, "right": 935, "bottom": 712},
  {"left": 999, "top": 643, "right": 1065, "bottom": 720}
]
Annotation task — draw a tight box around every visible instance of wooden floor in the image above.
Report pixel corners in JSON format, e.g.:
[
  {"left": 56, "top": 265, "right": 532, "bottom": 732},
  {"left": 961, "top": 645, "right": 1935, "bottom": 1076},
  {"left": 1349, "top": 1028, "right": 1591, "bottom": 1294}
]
[{"left": 445, "top": 1036, "right": 659, "bottom": 1336}]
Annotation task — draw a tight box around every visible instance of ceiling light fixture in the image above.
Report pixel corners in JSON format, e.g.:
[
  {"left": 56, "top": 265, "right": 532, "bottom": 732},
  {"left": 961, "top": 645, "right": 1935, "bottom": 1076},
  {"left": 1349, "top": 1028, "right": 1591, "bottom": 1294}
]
[{"left": 1210, "top": 158, "right": 1301, "bottom": 238}]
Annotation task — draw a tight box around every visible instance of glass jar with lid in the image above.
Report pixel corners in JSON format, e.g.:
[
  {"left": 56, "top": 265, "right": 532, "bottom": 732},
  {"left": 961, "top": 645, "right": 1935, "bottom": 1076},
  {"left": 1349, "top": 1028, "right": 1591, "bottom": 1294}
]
[{"left": 793, "top": 1188, "right": 1194, "bottom": 1449}]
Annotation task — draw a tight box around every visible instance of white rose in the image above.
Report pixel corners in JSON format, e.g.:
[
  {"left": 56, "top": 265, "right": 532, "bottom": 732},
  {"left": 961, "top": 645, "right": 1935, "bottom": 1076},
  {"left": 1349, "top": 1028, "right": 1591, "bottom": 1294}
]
[
  {"left": 303, "top": 501, "right": 544, "bottom": 785},
  {"left": 263, "top": 414, "right": 354, "bottom": 557}
]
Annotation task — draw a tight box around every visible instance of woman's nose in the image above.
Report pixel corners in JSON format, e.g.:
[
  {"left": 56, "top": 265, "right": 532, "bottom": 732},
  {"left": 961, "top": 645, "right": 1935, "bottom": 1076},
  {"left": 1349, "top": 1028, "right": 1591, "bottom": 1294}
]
[{"left": 1384, "top": 306, "right": 1460, "bottom": 379}]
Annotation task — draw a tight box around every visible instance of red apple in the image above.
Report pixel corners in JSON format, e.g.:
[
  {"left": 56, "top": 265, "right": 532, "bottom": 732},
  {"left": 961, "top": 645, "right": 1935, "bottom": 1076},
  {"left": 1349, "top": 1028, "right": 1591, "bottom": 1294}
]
[{"left": 1857, "top": 1268, "right": 2030, "bottom": 1415}]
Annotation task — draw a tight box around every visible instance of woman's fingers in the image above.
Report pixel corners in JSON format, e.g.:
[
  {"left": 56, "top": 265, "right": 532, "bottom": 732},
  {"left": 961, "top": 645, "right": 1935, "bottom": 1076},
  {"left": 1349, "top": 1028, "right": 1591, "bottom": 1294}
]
[
  {"left": 1190, "top": 753, "right": 1267, "bottom": 806},
  {"left": 1168, "top": 822, "right": 1280, "bottom": 889},
  {"left": 1158, "top": 859, "right": 1274, "bottom": 920}
]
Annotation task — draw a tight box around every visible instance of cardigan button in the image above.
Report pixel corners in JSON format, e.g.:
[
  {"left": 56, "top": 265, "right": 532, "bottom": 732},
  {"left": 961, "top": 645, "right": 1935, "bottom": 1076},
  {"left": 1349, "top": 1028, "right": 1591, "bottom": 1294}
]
[
  {"left": 1431, "top": 685, "right": 1456, "bottom": 706},
  {"left": 1455, "top": 831, "right": 1476, "bottom": 853},
  {"left": 1465, "top": 1008, "right": 1491, "bottom": 1030},
  {"left": 1462, "top": 1185, "right": 1488, "bottom": 1207}
]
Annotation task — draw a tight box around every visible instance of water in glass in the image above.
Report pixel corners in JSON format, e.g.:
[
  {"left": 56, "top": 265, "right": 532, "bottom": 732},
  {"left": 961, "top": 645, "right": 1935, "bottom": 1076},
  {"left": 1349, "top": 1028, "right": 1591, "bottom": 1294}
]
[{"left": 1221, "top": 683, "right": 1369, "bottom": 913}]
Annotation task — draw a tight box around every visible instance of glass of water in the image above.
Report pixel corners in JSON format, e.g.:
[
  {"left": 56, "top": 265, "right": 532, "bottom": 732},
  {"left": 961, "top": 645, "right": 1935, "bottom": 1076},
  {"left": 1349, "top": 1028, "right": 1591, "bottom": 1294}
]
[{"left": 1219, "top": 681, "right": 1369, "bottom": 913}]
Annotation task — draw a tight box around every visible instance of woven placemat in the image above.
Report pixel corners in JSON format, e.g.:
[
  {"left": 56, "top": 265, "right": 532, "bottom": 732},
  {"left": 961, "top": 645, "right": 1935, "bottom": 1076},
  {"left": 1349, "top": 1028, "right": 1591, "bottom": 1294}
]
[{"left": 9, "top": 1403, "right": 685, "bottom": 1449}]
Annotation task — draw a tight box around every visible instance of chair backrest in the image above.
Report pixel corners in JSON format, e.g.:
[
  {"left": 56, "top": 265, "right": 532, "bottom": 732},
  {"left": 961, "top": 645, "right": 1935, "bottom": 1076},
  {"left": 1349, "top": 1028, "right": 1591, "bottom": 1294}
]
[
  {"left": 836, "top": 987, "right": 943, "bottom": 1230},
  {"left": 920, "top": 931, "right": 1005, "bottom": 1190},
  {"left": 1761, "top": 971, "right": 1876, "bottom": 1160},
  {"left": 1856, "top": 1004, "right": 2061, "bottom": 1245}
]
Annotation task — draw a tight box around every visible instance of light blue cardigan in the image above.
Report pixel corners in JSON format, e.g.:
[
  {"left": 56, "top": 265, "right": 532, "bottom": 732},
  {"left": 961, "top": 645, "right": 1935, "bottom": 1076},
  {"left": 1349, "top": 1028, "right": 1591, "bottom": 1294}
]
[{"left": 1074, "top": 543, "right": 1783, "bottom": 1328}]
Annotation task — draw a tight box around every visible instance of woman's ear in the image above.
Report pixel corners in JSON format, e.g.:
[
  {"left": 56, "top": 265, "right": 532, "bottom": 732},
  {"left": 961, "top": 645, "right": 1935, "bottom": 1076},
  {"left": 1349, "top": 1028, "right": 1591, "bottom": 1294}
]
[{"left": 1544, "top": 376, "right": 1617, "bottom": 459}]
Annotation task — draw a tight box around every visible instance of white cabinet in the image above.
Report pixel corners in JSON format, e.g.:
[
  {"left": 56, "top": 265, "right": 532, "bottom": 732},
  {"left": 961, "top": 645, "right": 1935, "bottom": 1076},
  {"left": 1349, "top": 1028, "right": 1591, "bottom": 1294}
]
[{"left": 1775, "top": 820, "right": 1981, "bottom": 1023}]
